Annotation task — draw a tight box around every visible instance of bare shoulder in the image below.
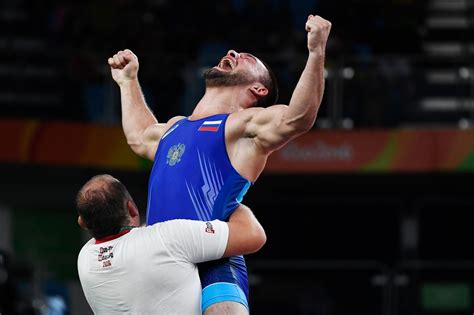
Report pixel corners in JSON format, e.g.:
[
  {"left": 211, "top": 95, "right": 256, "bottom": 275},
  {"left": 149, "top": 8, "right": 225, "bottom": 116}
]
[
  {"left": 252, "top": 104, "right": 289, "bottom": 120},
  {"left": 226, "top": 108, "right": 262, "bottom": 137},
  {"left": 227, "top": 105, "right": 288, "bottom": 136},
  {"left": 143, "top": 115, "right": 186, "bottom": 144},
  {"left": 230, "top": 105, "right": 288, "bottom": 121},
  {"left": 228, "top": 107, "right": 260, "bottom": 122},
  {"left": 166, "top": 115, "right": 186, "bottom": 128}
]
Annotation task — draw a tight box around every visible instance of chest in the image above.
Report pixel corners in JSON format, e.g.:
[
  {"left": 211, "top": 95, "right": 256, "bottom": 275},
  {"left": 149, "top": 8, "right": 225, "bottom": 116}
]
[{"left": 156, "top": 118, "right": 230, "bottom": 167}]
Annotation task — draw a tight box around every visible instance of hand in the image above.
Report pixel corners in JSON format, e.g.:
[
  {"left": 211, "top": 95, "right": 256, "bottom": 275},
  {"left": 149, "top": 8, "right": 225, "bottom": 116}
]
[
  {"left": 305, "top": 15, "right": 331, "bottom": 55},
  {"left": 108, "top": 49, "right": 139, "bottom": 86}
]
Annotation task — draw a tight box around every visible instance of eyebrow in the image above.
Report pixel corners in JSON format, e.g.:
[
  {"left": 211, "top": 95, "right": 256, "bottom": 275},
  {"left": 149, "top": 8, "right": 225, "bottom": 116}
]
[{"left": 241, "top": 53, "right": 257, "bottom": 63}]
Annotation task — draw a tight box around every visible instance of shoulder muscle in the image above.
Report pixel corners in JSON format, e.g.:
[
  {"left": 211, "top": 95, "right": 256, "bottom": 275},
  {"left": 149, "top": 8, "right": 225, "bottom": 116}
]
[{"left": 139, "top": 115, "right": 185, "bottom": 160}]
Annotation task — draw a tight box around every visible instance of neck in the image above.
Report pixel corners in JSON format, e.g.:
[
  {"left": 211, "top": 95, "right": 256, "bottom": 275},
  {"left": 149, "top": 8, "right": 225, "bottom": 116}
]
[
  {"left": 190, "top": 86, "right": 254, "bottom": 120},
  {"left": 95, "top": 227, "right": 135, "bottom": 244},
  {"left": 119, "top": 225, "right": 136, "bottom": 232}
]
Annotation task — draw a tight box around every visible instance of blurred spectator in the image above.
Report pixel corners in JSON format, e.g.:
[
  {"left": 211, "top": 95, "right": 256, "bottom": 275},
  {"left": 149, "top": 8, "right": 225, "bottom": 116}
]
[{"left": 0, "top": 0, "right": 429, "bottom": 126}]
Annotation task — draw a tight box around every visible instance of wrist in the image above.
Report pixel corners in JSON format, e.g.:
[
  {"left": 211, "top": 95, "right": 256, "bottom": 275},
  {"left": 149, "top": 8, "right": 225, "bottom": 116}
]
[
  {"left": 118, "top": 77, "right": 139, "bottom": 88},
  {"left": 308, "top": 46, "right": 325, "bottom": 58}
]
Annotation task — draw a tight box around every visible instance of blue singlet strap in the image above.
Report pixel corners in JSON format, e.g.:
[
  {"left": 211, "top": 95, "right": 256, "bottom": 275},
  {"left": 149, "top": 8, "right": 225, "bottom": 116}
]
[{"left": 202, "top": 282, "right": 249, "bottom": 311}]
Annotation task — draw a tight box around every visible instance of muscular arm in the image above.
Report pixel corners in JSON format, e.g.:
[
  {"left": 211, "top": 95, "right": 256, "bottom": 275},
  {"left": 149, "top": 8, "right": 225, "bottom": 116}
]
[
  {"left": 161, "top": 204, "right": 265, "bottom": 264},
  {"left": 109, "top": 49, "right": 181, "bottom": 160},
  {"left": 286, "top": 49, "right": 325, "bottom": 131},
  {"left": 224, "top": 204, "right": 266, "bottom": 257},
  {"left": 119, "top": 79, "right": 159, "bottom": 157},
  {"left": 247, "top": 16, "right": 331, "bottom": 153}
]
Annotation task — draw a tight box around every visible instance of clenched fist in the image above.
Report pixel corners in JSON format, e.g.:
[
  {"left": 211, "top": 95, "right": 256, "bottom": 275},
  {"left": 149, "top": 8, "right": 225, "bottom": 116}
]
[
  {"left": 108, "top": 49, "right": 139, "bottom": 86},
  {"left": 305, "top": 15, "right": 331, "bottom": 55}
]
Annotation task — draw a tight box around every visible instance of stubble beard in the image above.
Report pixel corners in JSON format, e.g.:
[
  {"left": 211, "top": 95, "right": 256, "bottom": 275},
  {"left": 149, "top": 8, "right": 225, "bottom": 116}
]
[{"left": 203, "top": 68, "right": 255, "bottom": 88}]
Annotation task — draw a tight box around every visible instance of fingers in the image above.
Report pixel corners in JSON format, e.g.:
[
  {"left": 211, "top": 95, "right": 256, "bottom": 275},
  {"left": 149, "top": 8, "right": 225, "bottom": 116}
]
[
  {"left": 306, "top": 15, "right": 316, "bottom": 32},
  {"left": 108, "top": 53, "right": 124, "bottom": 69},
  {"left": 122, "top": 50, "right": 135, "bottom": 62},
  {"left": 108, "top": 49, "right": 136, "bottom": 69},
  {"left": 113, "top": 54, "right": 124, "bottom": 67},
  {"left": 124, "top": 49, "right": 134, "bottom": 56},
  {"left": 306, "top": 15, "right": 332, "bottom": 33}
]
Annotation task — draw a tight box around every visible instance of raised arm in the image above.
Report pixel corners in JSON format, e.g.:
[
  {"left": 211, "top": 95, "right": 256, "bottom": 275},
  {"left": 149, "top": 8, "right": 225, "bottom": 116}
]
[
  {"left": 109, "top": 49, "right": 173, "bottom": 160},
  {"left": 248, "top": 15, "right": 331, "bottom": 153}
]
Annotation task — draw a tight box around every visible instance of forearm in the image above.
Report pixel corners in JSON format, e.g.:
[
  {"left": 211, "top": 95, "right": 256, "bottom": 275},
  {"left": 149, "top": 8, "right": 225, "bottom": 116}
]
[
  {"left": 224, "top": 205, "right": 266, "bottom": 257},
  {"left": 119, "top": 79, "right": 158, "bottom": 146},
  {"left": 229, "top": 204, "right": 259, "bottom": 226},
  {"left": 286, "top": 50, "right": 325, "bottom": 130}
]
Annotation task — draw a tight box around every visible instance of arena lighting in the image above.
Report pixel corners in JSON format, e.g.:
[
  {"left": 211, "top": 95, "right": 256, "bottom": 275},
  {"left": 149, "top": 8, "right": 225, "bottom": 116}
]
[
  {"left": 458, "top": 118, "right": 470, "bottom": 129},
  {"left": 341, "top": 118, "right": 354, "bottom": 129},
  {"left": 426, "top": 16, "right": 469, "bottom": 29},
  {"left": 458, "top": 67, "right": 470, "bottom": 79},
  {"left": 342, "top": 67, "right": 355, "bottom": 79},
  {"left": 426, "top": 70, "right": 457, "bottom": 84},
  {"left": 430, "top": 0, "right": 467, "bottom": 10},
  {"left": 424, "top": 42, "right": 463, "bottom": 56}
]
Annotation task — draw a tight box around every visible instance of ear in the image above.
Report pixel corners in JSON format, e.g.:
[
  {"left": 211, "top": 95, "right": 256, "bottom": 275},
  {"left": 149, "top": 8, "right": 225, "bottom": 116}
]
[
  {"left": 78, "top": 216, "right": 88, "bottom": 230},
  {"left": 127, "top": 200, "right": 139, "bottom": 218},
  {"left": 250, "top": 84, "right": 268, "bottom": 99}
]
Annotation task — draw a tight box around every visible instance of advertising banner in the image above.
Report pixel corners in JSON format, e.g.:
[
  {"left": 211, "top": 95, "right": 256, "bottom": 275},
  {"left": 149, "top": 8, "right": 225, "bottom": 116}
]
[{"left": 1, "top": 120, "right": 473, "bottom": 173}]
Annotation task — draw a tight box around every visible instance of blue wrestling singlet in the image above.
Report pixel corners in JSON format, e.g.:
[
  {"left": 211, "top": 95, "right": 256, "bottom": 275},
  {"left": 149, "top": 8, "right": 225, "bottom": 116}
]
[{"left": 146, "top": 113, "right": 252, "bottom": 310}]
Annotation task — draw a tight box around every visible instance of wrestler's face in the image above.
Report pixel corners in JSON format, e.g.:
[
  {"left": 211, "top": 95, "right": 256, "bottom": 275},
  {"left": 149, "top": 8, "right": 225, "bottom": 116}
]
[{"left": 204, "top": 50, "right": 268, "bottom": 88}]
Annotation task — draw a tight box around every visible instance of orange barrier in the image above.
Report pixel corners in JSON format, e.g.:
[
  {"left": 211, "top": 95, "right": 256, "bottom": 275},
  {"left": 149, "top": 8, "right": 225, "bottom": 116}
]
[
  {"left": 265, "top": 129, "right": 474, "bottom": 173},
  {"left": 1, "top": 120, "right": 473, "bottom": 173},
  {"left": 0, "top": 120, "right": 148, "bottom": 170}
]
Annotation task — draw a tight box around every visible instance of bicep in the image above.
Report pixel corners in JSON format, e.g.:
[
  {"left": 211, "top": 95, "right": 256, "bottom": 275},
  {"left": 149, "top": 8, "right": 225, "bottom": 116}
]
[
  {"left": 134, "top": 115, "right": 186, "bottom": 161},
  {"left": 247, "top": 105, "right": 302, "bottom": 153},
  {"left": 129, "top": 123, "right": 165, "bottom": 161}
]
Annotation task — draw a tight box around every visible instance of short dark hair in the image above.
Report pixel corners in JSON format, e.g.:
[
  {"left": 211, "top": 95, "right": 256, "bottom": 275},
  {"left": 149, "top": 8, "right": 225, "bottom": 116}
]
[
  {"left": 76, "top": 175, "right": 131, "bottom": 239},
  {"left": 256, "top": 61, "right": 279, "bottom": 108}
]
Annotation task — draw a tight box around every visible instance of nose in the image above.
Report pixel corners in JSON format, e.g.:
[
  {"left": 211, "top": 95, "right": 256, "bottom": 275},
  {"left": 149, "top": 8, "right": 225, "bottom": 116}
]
[{"left": 227, "top": 50, "right": 239, "bottom": 59}]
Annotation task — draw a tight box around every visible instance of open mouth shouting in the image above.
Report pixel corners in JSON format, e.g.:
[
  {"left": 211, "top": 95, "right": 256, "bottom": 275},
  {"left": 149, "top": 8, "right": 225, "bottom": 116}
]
[{"left": 217, "top": 57, "right": 236, "bottom": 71}]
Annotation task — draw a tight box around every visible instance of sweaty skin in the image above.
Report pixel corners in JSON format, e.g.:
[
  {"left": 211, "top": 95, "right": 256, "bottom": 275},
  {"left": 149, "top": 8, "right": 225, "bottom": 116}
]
[{"left": 109, "top": 15, "right": 331, "bottom": 183}]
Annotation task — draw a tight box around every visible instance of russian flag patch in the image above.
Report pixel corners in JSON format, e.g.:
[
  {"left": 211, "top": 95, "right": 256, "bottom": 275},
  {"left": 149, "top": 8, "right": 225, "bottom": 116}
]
[{"left": 198, "top": 120, "right": 222, "bottom": 132}]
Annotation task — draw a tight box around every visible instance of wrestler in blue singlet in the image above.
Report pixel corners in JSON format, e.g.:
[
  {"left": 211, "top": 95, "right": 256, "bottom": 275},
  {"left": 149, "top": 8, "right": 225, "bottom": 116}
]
[{"left": 146, "top": 113, "right": 252, "bottom": 310}]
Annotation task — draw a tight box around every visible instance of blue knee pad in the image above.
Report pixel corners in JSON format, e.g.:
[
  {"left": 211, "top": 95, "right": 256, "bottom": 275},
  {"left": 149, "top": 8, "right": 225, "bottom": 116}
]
[{"left": 202, "top": 282, "right": 249, "bottom": 311}]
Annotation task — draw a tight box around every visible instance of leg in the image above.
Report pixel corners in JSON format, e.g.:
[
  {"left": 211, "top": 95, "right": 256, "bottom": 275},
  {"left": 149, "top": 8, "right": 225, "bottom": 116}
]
[
  {"left": 204, "top": 301, "right": 248, "bottom": 315},
  {"left": 199, "top": 256, "right": 249, "bottom": 314}
]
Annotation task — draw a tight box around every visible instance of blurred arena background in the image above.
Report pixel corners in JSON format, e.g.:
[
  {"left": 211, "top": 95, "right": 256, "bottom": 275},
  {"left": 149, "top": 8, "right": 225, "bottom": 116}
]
[{"left": 0, "top": 0, "right": 473, "bottom": 314}]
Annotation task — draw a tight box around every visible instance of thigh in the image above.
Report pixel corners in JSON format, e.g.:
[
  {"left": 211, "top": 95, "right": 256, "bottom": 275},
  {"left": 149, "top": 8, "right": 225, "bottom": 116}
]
[
  {"left": 199, "top": 256, "right": 249, "bottom": 312},
  {"left": 204, "top": 301, "right": 248, "bottom": 315}
]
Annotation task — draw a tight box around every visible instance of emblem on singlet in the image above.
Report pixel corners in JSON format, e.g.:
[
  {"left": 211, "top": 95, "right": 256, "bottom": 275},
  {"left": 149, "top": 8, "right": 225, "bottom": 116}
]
[{"left": 167, "top": 143, "right": 186, "bottom": 166}]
